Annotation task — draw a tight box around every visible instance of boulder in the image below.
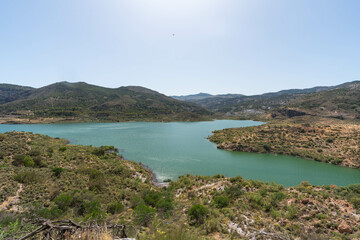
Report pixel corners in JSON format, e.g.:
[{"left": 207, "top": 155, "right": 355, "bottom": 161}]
[{"left": 338, "top": 221, "right": 352, "bottom": 234}]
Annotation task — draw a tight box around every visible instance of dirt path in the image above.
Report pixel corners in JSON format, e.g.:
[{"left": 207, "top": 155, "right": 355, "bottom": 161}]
[{"left": 0, "top": 184, "right": 23, "bottom": 212}]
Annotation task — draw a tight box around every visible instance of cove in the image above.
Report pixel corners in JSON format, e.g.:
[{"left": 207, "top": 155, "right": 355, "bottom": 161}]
[{"left": 1, "top": 120, "right": 359, "bottom": 187}]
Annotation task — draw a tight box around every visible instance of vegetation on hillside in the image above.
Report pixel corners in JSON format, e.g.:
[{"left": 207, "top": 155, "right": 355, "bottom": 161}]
[
  {"left": 0, "top": 82, "right": 212, "bottom": 123},
  {"left": 209, "top": 119, "right": 360, "bottom": 168},
  {"left": 0, "top": 132, "right": 359, "bottom": 239},
  {"left": 184, "top": 81, "right": 360, "bottom": 121}
]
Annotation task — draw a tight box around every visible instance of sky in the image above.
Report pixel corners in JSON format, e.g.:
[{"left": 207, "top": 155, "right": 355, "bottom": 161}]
[{"left": 0, "top": 0, "right": 360, "bottom": 96}]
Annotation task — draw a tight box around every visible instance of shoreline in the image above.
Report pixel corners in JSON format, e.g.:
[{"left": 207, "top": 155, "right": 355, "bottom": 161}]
[
  {"left": 209, "top": 121, "right": 360, "bottom": 169},
  {"left": 139, "top": 162, "right": 170, "bottom": 188},
  {"left": 0, "top": 116, "right": 215, "bottom": 125}
]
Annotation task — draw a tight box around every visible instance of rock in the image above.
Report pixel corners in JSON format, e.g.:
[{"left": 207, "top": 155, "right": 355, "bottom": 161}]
[
  {"left": 301, "top": 199, "right": 310, "bottom": 204},
  {"left": 338, "top": 221, "right": 352, "bottom": 233}
]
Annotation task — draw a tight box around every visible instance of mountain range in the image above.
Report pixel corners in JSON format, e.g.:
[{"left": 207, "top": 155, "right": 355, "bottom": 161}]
[
  {"left": 1, "top": 80, "right": 359, "bottom": 123},
  {"left": 173, "top": 81, "right": 360, "bottom": 120},
  {"left": 0, "top": 82, "right": 212, "bottom": 122}
]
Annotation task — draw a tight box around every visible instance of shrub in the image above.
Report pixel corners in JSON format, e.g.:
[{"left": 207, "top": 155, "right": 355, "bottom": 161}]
[
  {"left": 213, "top": 196, "right": 229, "bottom": 209},
  {"left": 89, "top": 175, "right": 106, "bottom": 192},
  {"left": 39, "top": 206, "right": 63, "bottom": 219},
  {"left": 130, "top": 195, "right": 145, "bottom": 209},
  {"left": 12, "top": 155, "right": 25, "bottom": 166},
  {"left": 205, "top": 218, "right": 220, "bottom": 234},
  {"left": 133, "top": 204, "right": 156, "bottom": 226},
  {"left": 107, "top": 202, "right": 124, "bottom": 214},
  {"left": 156, "top": 198, "right": 173, "bottom": 213},
  {"left": 225, "top": 184, "right": 244, "bottom": 199},
  {"left": 23, "top": 156, "right": 34, "bottom": 168},
  {"left": 188, "top": 204, "right": 208, "bottom": 224},
  {"left": 270, "top": 192, "right": 287, "bottom": 207},
  {"left": 33, "top": 156, "right": 47, "bottom": 167},
  {"left": 53, "top": 194, "right": 73, "bottom": 211},
  {"left": 0, "top": 212, "right": 18, "bottom": 227},
  {"left": 285, "top": 204, "right": 298, "bottom": 220},
  {"left": 52, "top": 167, "right": 64, "bottom": 178},
  {"left": 350, "top": 197, "right": 360, "bottom": 209},
  {"left": 0, "top": 133, "right": 6, "bottom": 141},
  {"left": 14, "top": 171, "right": 42, "bottom": 184},
  {"left": 84, "top": 201, "right": 106, "bottom": 222},
  {"left": 144, "top": 191, "right": 162, "bottom": 207},
  {"left": 92, "top": 145, "right": 118, "bottom": 156},
  {"left": 59, "top": 146, "right": 67, "bottom": 152},
  {"left": 248, "top": 193, "right": 264, "bottom": 209},
  {"left": 29, "top": 149, "right": 41, "bottom": 156}
]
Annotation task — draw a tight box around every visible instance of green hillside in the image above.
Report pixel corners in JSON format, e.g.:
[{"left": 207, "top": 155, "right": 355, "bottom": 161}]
[
  {"left": 287, "top": 81, "right": 360, "bottom": 120},
  {"left": 0, "top": 82, "right": 212, "bottom": 122},
  {"left": 0, "top": 84, "right": 34, "bottom": 105},
  {"left": 183, "top": 81, "right": 360, "bottom": 120},
  {"left": 0, "top": 132, "right": 359, "bottom": 239}
]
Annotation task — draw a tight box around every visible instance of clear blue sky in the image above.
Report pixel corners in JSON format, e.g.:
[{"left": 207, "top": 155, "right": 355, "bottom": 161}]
[{"left": 1, "top": 0, "right": 359, "bottom": 95}]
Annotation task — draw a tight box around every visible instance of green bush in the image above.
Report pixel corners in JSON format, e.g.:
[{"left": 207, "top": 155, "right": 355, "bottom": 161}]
[
  {"left": 130, "top": 195, "right": 145, "bottom": 208},
  {"left": 12, "top": 155, "right": 25, "bottom": 166},
  {"left": 92, "top": 145, "right": 118, "bottom": 156},
  {"left": 52, "top": 167, "right": 64, "bottom": 178},
  {"left": 107, "top": 202, "right": 124, "bottom": 214},
  {"left": 248, "top": 193, "right": 264, "bottom": 209},
  {"left": 84, "top": 201, "right": 106, "bottom": 222},
  {"left": 33, "top": 156, "right": 47, "bottom": 167},
  {"left": 225, "top": 184, "right": 244, "bottom": 198},
  {"left": 350, "top": 197, "right": 360, "bottom": 209},
  {"left": 53, "top": 194, "right": 73, "bottom": 211},
  {"left": 188, "top": 204, "right": 208, "bottom": 224},
  {"left": 89, "top": 175, "right": 106, "bottom": 192},
  {"left": 59, "top": 146, "right": 67, "bottom": 152},
  {"left": 144, "top": 191, "right": 161, "bottom": 207},
  {"left": 213, "top": 196, "right": 229, "bottom": 209},
  {"left": 29, "top": 149, "right": 41, "bottom": 156},
  {"left": 39, "top": 206, "right": 63, "bottom": 219},
  {"left": 156, "top": 198, "right": 173, "bottom": 213},
  {"left": 270, "top": 192, "right": 287, "bottom": 207},
  {"left": 285, "top": 204, "right": 298, "bottom": 220},
  {"left": 14, "top": 171, "right": 42, "bottom": 184},
  {"left": 23, "top": 156, "right": 34, "bottom": 167},
  {"left": 133, "top": 204, "right": 156, "bottom": 226},
  {"left": 0, "top": 212, "right": 18, "bottom": 227}
]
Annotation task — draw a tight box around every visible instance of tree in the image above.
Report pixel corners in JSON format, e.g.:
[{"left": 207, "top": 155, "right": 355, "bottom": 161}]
[
  {"left": 133, "top": 204, "right": 156, "bottom": 226},
  {"left": 188, "top": 204, "right": 208, "bottom": 224},
  {"left": 23, "top": 156, "right": 35, "bottom": 167}
]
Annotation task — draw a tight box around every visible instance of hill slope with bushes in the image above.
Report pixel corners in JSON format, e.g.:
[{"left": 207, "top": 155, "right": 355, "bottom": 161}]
[
  {"left": 0, "top": 132, "right": 359, "bottom": 239},
  {"left": 0, "top": 82, "right": 212, "bottom": 123}
]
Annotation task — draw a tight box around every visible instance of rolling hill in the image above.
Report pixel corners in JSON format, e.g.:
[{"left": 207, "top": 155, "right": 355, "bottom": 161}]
[
  {"left": 0, "top": 82, "right": 212, "bottom": 122},
  {"left": 178, "top": 81, "right": 360, "bottom": 120}
]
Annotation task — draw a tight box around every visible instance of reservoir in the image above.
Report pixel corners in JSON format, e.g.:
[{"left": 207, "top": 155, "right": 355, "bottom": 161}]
[{"left": 1, "top": 120, "right": 359, "bottom": 186}]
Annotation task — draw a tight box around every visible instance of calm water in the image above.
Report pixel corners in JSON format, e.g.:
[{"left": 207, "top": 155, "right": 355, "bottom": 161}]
[{"left": 1, "top": 120, "right": 359, "bottom": 186}]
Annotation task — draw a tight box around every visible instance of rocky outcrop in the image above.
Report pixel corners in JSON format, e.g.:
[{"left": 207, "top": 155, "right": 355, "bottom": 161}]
[{"left": 338, "top": 221, "right": 352, "bottom": 233}]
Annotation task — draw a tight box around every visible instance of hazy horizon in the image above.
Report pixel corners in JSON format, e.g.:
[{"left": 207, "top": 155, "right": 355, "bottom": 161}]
[{"left": 1, "top": 0, "right": 360, "bottom": 95}]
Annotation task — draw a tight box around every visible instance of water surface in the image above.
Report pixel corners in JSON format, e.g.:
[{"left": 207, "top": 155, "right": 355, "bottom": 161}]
[{"left": 1, "top": 120, "right": 359, "bottom": 186}]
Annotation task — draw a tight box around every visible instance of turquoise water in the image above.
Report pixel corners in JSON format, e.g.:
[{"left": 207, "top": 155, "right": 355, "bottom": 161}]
[{"left": 1, "top": 120, "right": 359, "bottom": 186}]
